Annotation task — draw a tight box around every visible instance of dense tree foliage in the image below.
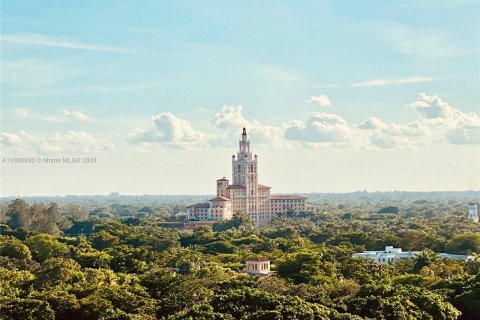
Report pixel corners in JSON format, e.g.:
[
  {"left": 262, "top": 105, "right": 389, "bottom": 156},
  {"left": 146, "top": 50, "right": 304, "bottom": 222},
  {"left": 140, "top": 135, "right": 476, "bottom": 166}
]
[{"left": 0, "top": 198, "right": 479, "bottom": 319}]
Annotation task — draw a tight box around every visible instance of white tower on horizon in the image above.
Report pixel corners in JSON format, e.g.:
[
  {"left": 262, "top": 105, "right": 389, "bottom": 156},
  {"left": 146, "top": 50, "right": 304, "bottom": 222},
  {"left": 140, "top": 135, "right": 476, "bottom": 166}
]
[{"left": 468, "top": 202, "right": 479, "bottom": 223}]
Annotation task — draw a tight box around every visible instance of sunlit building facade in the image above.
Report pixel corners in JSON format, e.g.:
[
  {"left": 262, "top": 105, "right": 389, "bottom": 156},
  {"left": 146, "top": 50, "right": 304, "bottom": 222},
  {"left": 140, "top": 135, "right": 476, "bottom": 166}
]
[{"left": 186, "top": 128, "right": 311, "bottom": 226}]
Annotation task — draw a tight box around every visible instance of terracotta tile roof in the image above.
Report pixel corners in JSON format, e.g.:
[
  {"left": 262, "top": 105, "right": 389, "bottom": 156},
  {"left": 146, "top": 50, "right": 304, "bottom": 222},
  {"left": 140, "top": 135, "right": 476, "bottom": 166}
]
[
  {"left": 209, "top": 196, "right": 231, "bottom": 202},
  {"left": 270, "top": 195, "right": 307, "bottom": 200},
  {"left": 258, "top": 184, "right": 271, "bottom": 189},
  {"left": 184, "top": 221, "right": 218, "bottom": 229},
  {"left": 227, "top": 184, "right": 246, "bottom": 189},
  {"left": 186, "top": 202, "right": 211, "bottom": 209},
  {"left": 159, "top": 221, "right": 218, "bottom": 230},
  {"left": 158, "top": 222, "right": 185, "bottom": 229}
]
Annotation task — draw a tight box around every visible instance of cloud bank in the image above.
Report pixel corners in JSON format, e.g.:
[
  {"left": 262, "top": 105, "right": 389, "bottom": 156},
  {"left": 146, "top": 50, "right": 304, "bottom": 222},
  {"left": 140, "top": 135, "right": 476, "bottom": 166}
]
[
  {"left": 4, "top": 93, "right": 477, "bottom": 154},
  {"left": 126, "top": 93, "right": 478, "bottom": 150}
]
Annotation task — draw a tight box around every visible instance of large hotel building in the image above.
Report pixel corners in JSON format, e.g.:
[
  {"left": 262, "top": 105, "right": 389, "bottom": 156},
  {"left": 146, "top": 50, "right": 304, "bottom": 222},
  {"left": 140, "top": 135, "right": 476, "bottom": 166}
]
[{"left": 186, "top": 128, "right": 312, "bottom": 226}]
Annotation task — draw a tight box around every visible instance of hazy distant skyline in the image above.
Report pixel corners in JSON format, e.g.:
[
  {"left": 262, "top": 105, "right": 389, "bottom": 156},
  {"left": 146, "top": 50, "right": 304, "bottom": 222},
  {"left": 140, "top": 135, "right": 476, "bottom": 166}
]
[{"left": 1, "top": 1, "right": 479, "bottom": 196}]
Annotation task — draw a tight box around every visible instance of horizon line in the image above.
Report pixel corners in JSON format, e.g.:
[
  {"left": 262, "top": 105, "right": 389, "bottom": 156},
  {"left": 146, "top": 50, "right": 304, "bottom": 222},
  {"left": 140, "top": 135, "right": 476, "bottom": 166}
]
[{"left": 1, "top": 189, "right": 479, "bottom": 199}]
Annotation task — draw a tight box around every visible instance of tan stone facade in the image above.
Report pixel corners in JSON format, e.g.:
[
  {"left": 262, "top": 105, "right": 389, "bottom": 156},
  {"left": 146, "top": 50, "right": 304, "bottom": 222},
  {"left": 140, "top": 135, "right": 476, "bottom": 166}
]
[
  {"left": 186, "top": 128, "right": 312, "bottom": 226},
  {"left": 270, "top": 195, "right": 308, "bottom": 216}
]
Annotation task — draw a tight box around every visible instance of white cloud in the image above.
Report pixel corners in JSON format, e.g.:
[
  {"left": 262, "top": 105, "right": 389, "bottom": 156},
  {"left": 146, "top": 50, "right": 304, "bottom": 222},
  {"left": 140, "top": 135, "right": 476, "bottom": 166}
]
[
  {"left": 13, "top": 108, "right": 92, "bottom": 123},
  {"left": 410, "top": 92, "right": 471, "bottom": 121},
  {"left": 410, "top": 92, "right": 480, "bottom": 145},
  {"left": 357, "top": 117, "right": 387, "bottom": 130},
  {"left": 1, "top": 33, "right": 135, "bottom": 54},
  {"left": 37, "top": 115, "right": 63, "bottom": 123},
  {"left": 352, "top": 76, "right": 435, "bottom": 87},
  {"left": 212, "top": 105, "right": 286, "bottom": 148},
  {"left": 1, "top": 132, "right": 24, "bottom": 146},
  {"left": 284, "top": 112, "right": 360, "bottom": 146},
  {"left": 131, "top": 94, "right": 480, "bottom": 151},
  {"left": 356, "top": 93, "right": 480, "bottom": 148},
  {"left": 213, "top": 105, "right": 247, "bottom": 130},
  {"left": 357, "top": 117, "right": 429, "bottom": 149},
  {"left": 1, "top": 131, "right": 114, "bottom": 154},
  {"left": 15, "top": 108, "right": 28, "bottom": 118},
  {"left": 446, "top": 128, "right": 480, "bottom": 145},
  {"left": 282, "top": 92, "right": 479, "bottom": 149},
  {"left": 127, "top": 112, "right": 208, "bottom": 149},
  {"left": 306, "top": 94, "right": 332, "bottom": 107},
  {"left": 63, "top": 110, "right": 90, "bottom": 122}
]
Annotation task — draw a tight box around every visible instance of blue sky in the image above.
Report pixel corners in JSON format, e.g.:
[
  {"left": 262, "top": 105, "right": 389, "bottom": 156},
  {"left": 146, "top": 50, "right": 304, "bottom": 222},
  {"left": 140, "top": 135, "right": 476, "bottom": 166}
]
[{"left": 1, "top": 0, "right": 479, "bottom": 196}]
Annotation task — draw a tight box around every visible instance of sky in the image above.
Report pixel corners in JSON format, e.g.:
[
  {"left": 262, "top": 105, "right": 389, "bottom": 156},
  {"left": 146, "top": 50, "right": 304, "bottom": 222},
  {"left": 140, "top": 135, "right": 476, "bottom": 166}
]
[{"left": 1, "top": 0, "right": 479, "bottom": 196}]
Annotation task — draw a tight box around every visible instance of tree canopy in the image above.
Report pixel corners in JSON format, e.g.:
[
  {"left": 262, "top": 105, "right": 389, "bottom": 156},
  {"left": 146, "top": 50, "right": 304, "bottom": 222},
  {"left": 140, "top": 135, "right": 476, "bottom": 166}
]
[{"left": 0, "top": 198, "right": 479, "bottom": 319}]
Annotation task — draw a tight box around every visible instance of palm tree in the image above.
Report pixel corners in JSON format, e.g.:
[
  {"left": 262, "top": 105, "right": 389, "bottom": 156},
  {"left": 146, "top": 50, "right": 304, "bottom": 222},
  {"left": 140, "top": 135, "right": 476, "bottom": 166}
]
[
  {"left": 413, "top": 248, "right": 439, "bottom": 273},
  {"left": 466, "top": 252, "right": 480, "bottom": 274}
]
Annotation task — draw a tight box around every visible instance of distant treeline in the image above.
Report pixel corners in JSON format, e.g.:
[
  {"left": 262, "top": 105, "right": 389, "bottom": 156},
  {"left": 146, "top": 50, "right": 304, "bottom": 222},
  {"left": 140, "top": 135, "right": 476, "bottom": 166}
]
[{"left": 1, "top": 190, "right": 479, "bottom": 206}]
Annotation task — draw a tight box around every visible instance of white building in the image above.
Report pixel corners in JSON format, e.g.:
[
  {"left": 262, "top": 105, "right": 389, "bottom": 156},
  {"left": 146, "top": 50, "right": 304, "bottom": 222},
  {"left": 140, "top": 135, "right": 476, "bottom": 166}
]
[
  {"left": 352, "top": 246, "right": 416, "bottom": 264},
  {"left": 245, "top": 258, "right": 270, "bottom": 275},
  {"left": 243, "top": 258, "right": 272, "bottom": 275},
  {"left": 468, "top": 202, "right": 479, "bottom": 223},
  {"left": 353, "top": 246, "right": 474, "bottom": 265},
  {"left": 186, "top": 128, "right": 312, "bottom": 226}
]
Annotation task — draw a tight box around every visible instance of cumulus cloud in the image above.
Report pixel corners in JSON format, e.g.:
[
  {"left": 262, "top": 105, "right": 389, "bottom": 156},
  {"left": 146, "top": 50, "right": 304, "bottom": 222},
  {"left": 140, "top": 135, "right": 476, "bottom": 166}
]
[
  {"left": 357, "top": 117, "right": 429, "bottom": 149},
  {"left": 287, "top": 93, "right": 479, "bottom": 149},
  {"left": 357, "top": 117, "right": 387, "bottom": 130},
  {"left": 126, "top": 93, "right": 479, "bottom": 151},
  {"left": 306, "top": 94, "right": 332, "bottom": 107},
  {"left": 410, "top": 92, "right": 478, "bottom": 123},
  {"left": 446, "top": 128, "right": 480, "bottom": 145},
  {"left": 410, "top": 92, "right": 460, "bottom": 119},
  {"left": 1, "top": 131, "right": 114, "bottom": 154},
  {"left": 127, "top": 112, "right": 208, "bottom": 149},
  {"left": 63, "top": 110, "right": 90, "bottom": 122},
  {"left": 283, "top": 112, "right": 366, "bottom": 149},
  {"left": 285, "top": 113, "right": 351, "bottom": 142},
  {"left": 409, "top": 92, "right": 480, "bottom": 145},
  {"left": 353, "top": 93, "right": 480, "bottom": 148},
  {"left": 212, "top": 105, "right": 286, "bottom": 148}
]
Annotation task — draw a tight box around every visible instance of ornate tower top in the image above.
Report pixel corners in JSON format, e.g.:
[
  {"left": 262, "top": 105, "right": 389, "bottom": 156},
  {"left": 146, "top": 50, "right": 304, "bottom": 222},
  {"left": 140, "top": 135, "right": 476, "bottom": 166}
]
[{"left": 238, "top": 127, "right": 251, "bottom": 156}]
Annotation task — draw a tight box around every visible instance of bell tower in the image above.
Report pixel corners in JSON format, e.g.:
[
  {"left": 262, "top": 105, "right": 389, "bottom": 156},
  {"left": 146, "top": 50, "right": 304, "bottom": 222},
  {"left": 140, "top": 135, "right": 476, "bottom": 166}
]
[{"left": 232, "top": 128, "right": 258, "bottom": 213}]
